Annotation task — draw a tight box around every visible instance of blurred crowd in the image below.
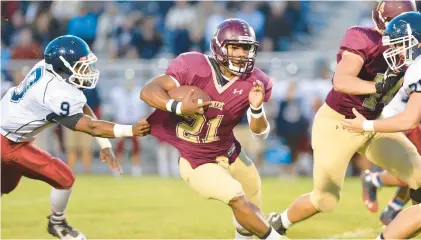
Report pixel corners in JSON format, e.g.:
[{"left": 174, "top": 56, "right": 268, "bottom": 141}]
[{"left": 1, "top": 1, "right": 312, "bottom": 60}]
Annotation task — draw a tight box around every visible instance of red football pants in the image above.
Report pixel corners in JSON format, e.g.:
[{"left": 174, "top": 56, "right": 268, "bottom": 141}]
[
  {"left": 406, "top": 125, "right": 421, "bottom": 155},
  {"left": 1, "top": 135, "right": 74, "bottom": 195},
  {"left": 116, "top": 136, "right": 140, "bottom": 155}
]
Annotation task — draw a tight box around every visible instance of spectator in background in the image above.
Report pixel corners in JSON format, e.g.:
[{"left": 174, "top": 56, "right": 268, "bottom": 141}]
[
  {"left": 32, "top": 10, "right": 61, "bottom": 48},
  {"left": 11, "top": 27, "right": 41, "bottom": 59},
  {"left": 110, "top": 12, "right": 142, "bottom": 59},
  {"left": 275, "top": 81, "right": 309, "bottom": 177},
  {"left": 165, "top": 0, "right": 196, "bottom": 55},
  {"left": 236, "top": 2, "right": 265, "bottom": 40},
  {"left": 2, "top": 10, "right": 25, "bottom": 47},
  {"left": 94, "top": 2, "right": 123, "bottom": 53},
  {"left": 110, "top": 74, "right": 146, "bottom": 177},
  {"left": 264, "top": 1, "right": 293, "bottom": 51},
  {"left": 138, "top": 17, "right": 163, "bottom": 59},
  {"left": 204, "top": 3, "right": 227, "bottom": 48},
  {"left": 67, "top": 3, "right": 98, "bottom": 47},
  {"left": 51, "top": 1, "right": 81, "bottom": 23},
  {"left": 156, "top": 142, "right": 180, "bottom": 178}
]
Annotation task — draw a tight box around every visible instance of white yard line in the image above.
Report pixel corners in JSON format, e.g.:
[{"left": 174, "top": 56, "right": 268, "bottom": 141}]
[{"left": 325, "top": 227, "right": 383, "bottom": 239}]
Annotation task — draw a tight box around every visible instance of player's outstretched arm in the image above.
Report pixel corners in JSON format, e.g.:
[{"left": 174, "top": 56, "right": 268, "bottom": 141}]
[
  {"left": 341, "top": 93, "right": 421, "bottom": 133},
  {"left": 73, "top": 115, "right": 150, "bottom": 138},
  {"left": 333, "top": 52, "right": 377, "bottom": 95}
]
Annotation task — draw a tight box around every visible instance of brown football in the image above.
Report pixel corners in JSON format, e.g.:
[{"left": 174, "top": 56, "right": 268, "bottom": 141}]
[{"left": 168, "top": 86, "right": 211, "bottom": 103}]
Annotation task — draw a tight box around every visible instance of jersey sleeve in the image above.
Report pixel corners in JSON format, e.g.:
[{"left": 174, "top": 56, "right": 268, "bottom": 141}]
[
  {"left": 338, "top": 27, "right": 369, "bottom": 62},
  {"left": 165, "top": 53, "right": 193, "bottom": 86},
  {"left": 255, "top": 69, "right": 273, "bottom": 102},
  {"left": 46, "top": 91, "right": 86, "bottom": 118},
  {"left": 264, "top": 79, "right": 273, "bottom": 102},
  {"left": 404, "top": 61, "right": 421, "bottom": 94}
]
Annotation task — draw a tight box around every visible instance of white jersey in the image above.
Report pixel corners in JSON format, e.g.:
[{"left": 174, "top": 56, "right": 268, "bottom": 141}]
[
  {"left": 382, "top": 56, "right": 421, "bottom": 118},
  {"left": 1, "top": 60, "right": 87, "bottom": 142}
]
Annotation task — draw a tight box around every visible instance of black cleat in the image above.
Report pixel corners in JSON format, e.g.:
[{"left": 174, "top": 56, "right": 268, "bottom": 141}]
[
  {"left": 380, "top": 205, "right": 400, "bottom": 226},
  {"left": 47, "top": 215, "right": 86, "bottom": 240},
  {"left": 266, "top": 212, "right": 287, "bottom": 235}
]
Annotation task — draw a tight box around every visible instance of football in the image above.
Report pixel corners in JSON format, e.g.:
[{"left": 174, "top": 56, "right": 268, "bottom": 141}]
[{"left": 168, "top": 86, "right": 211, "bottom": 103}]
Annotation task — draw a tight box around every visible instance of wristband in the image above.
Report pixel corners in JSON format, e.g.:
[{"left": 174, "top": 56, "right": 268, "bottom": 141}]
[
  {"left": 95, "top": 137, "right": 112, "bottom": 149},
  {"left": 362, "top": 120, "right": 375, "bottom": 132},
  {"left": 113, "top": 124, "right": 133, "bottom": 137},
  {"left": 250, "top": 104, "right": 263, "bottom": 118},
  {"left": 166, "top": 99, "right": 182, "bottom": 115}
]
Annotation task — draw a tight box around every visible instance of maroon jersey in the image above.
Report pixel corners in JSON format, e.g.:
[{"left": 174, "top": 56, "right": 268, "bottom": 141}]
[
  {"left": 147, "top": 52, "right": 272, "bottom": 168},
  {"left": 325, "top": 27, "right": 391, "bottom": 120}
]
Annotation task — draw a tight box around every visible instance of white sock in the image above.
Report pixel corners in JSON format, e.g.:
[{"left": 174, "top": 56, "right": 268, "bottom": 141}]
[
  {"left": 375, "top": 233, "right": 383, "bottom": 240},
  {"left": 371, "top": 173, "right": 382, "bottom": 187},
  {"left": 281, "top": 209, "right": 293, "bottom": 229},
  {"left": 235, "top": 230, "right": 253, "bottom": 239},
  {"left": 50, "top": 188, "right": 72, "bottom": 221},
  {"left": 265, "top": 227, "right": 281, "bottom": 239}
]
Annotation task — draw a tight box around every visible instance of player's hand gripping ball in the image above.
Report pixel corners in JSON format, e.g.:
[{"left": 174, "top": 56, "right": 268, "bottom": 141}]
[{"left": 168, "top": 86, "right": 212, "bottom": 116}]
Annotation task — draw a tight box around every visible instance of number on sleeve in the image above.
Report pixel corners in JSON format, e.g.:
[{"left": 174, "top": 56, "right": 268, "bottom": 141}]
[{"left": 60, "top": 102, "right": 70, "bottom": 116}]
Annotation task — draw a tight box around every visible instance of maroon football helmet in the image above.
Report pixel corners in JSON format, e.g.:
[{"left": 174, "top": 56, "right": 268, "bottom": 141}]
[
  {"left": 372, "top": 0, "right": 417, "bottom": 31},
  {"left": 210, "top": 18, "right": 259, "bottom": 78}
]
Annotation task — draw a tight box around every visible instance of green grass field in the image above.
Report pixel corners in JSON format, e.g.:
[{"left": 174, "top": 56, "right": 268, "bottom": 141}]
[{"left": 1, "top": 176, "right": 418, "bottom": 239}]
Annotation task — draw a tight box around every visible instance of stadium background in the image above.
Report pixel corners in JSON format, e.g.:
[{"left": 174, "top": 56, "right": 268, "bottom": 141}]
[{"left": 2, "top": 1, "right": 421, "bottom": 239}]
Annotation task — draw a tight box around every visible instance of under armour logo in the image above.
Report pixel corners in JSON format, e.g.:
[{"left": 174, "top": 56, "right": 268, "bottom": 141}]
[{"left": 233, "top": 89, "right": 243, "bottom": 95}]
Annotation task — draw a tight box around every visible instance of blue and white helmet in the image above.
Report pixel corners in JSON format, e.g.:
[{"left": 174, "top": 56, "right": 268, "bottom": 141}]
[{"left": 44, "top": 35, "right": 99, "bottom": 89}]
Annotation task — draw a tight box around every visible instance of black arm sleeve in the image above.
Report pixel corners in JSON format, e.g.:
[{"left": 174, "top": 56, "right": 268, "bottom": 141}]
[{"left": 47, "top": 113, "right": 84, "bottom": 130}]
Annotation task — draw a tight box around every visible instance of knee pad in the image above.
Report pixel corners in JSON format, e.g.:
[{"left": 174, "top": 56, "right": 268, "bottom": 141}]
[
  {"left": 51, "top": 157, "right": 75, "bottom": 189},
  {"left": 410, "top": 187, "right": 421, "bottom": 203},
  {"left": 310, "top": 190, "right": 340, "bottom": 212}
]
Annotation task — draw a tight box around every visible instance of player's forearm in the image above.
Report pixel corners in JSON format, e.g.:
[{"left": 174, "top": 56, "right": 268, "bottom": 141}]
[
  {"left": 250, "top": 116, "right": 268, "bottom": 133},
  {"left": 369, "top": 113, "right": 418, "bottom": 132},
  {"left": 333, "top": 75, "right": 377, "bottom": 95},
  {"left": 82, "top": 104, "right": 113, "bottom": 148},
  {"left": 368, "top": 94, "right": 421, "bottom": 133},
  {"left": 74, "top": 116, "right": 134, "bottom": 138}
]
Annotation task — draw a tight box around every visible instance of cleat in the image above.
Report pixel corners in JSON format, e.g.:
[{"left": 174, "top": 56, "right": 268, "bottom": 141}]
[
  {"left": 380, "top": 206, "right": 400, "bottom": 226},
  {"left": 361, "top": 170, "right": 379, "bottom": 212},
  {"left": 266, "top": 212, "right": 287, "bottom": 235},
  {"left": 47, "top": 215, "right": 86, "bottom": 240}
]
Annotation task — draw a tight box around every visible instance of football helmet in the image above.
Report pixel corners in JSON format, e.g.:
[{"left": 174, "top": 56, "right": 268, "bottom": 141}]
[
  {"left": 44, "top": 35, "right": 99, "bottom": 89},
  {"left": 372, "top": 0, "right": 417, "bottom": 31},
  {"left": 210, "top": 18, "right": 259, "bottom": 78},
  {"left": 382, "top": 12, "right": 421, "bottom": 70}
]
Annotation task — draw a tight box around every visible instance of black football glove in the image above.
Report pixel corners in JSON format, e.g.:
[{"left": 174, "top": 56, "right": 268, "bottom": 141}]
[{"left": 375, "top": 68, "right": 405, "bottom": 95}]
